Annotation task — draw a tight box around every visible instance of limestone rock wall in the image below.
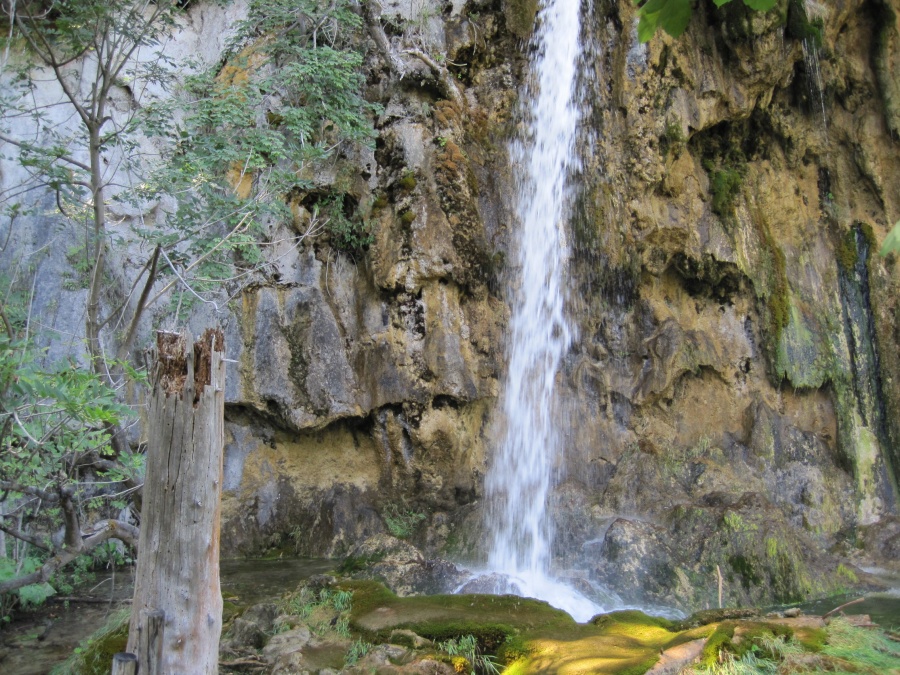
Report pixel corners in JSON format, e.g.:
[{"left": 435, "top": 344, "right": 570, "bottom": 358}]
[{"left": 3, "top": 0, "right": 899, "bottom": 610}]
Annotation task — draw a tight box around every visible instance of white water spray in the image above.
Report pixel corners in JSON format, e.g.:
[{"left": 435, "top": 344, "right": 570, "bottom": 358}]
[
  {"left": 802, "top": 0, "right": 828, "bottom": 131},
  {"left": 477, "top": 0, "right": 604, "bottom": 622}
]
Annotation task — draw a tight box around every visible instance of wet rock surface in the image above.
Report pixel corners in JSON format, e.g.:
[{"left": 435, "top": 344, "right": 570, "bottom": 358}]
[{"left": 341, "top": 535, "right": 470, "bottom": 597}]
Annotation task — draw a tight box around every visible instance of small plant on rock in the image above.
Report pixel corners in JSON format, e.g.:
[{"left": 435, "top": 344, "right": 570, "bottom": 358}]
[
  {"left": 383, "top": 504, "right": 426, "bottom": 539},
  {"left": 345, "top": 638, "right": 373, "bottom": 666},
  {"left": 437, "top": 634, "right": 501, "bottom": 675}
]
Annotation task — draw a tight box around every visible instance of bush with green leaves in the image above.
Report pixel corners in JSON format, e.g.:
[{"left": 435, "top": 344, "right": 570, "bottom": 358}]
[
  {"left": 0, "top": 327, "right": 141, "bottom": 603},
  {"left": 136, "top": 0, "right": 380, "bottom": 260}
]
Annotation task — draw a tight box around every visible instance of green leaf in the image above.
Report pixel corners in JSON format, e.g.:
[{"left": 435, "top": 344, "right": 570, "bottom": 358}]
[
  {"left": 18, "top": 582, "right": 56, "bottom": 607},
  {"left": 657, "top": 0, "right": 693, "bottom": 38},
  {"left": 636, "top": 0, "right": 693, "bottom": 41},
  {"left": 639, "top": 0, "right": 672, "bottom": 14},
  {"left": 713, "top": 0, "right": 734, "bottom": 7},
  {"left": 637, "top": 11, "right": 660, "bottom": 43},
  {"left": 880, "top": 220, "right": 900, "bottom": 256},
  {"left": 742, "top": 0, "right": 777, "bottom": 10}
]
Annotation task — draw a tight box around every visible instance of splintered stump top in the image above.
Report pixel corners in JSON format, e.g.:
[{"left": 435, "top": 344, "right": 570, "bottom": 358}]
[{"left": 156, "top": 328, "right": 224, "bottom": 401}]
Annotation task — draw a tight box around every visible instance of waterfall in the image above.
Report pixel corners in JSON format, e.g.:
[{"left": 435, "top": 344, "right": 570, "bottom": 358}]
[
  {"left": 478, "top": 0, "right": 604, "bottom": 622},
  {"left": 802, "top": 0, "right": 828, "bottom": 130}
]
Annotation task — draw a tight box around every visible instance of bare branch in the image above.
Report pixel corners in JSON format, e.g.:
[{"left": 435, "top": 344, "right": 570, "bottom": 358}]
[
  {"left": 0, "top": 519, "right": 139, "bottom": 596},
  {"left": 0, "top": 133, "right": 92, "bottom": 173}
]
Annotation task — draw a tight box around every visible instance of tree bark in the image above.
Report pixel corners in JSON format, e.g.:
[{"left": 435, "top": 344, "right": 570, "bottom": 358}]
[{"left": 127, "top": 329, "right": 225, "bottom": 674}]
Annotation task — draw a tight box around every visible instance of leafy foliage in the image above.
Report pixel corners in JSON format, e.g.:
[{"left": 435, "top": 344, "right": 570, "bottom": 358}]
[
  {"left": 383, "top": 504, "right": 427, "bottom": 539},
  {"left": 634, "top": 0, "right": 778, "bottom": 42},
  {"left": 0, "top": 328, "right": 141, "bottom": 602},
  {"left": 0, "top": 557, "right": 54, "bottom": 620},
  {"left": 0, "top": 0, "right": 379, "bottom": 601},
  {"left": 0, "top": 335, "right": 134, "bottom": 483},
  {"left": 135, "top": 0, "right": 380, "bottom": 267}
]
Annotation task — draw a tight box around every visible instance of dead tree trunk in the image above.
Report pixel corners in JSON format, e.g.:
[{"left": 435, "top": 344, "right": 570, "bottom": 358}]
[{"left": 127, "top": 329, "right": 225, "bottom": 674}]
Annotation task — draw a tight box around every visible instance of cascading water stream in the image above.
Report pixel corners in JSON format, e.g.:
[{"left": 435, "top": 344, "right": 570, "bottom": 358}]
[{"left": 475, "top": 0, "right": 605, "bottom": 622}]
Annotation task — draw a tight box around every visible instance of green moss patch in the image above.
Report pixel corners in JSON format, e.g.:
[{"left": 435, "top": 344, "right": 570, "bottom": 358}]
[
  {"left": 503, "top": 0, "right": 539, "bottom": 39},
  {"left": 590, "top": 610, "right": 677, "bottom": 632}
]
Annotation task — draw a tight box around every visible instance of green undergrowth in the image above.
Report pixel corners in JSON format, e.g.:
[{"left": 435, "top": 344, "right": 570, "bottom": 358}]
[
  {"left": 278, "top": 585, "right": 353, "bottom": 637},
  {"left": 687, "top": 617, "right": 900, "bottom": 675},
  {"left": 820, "top": 617, "right": 900, "bottom": 672}
]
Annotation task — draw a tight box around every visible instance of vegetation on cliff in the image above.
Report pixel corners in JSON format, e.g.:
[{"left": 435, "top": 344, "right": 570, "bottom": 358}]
[{"left": 0, "top": 0, "right": 377, "bottom": 607}]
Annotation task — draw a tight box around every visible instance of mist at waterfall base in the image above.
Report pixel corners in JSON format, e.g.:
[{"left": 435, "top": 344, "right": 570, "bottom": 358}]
[{"left": 454, "top": 0, "right": 618, "bottom": 623}]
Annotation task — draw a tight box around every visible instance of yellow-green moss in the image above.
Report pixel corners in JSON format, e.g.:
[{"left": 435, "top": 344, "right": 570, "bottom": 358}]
[
  {"left": 590, "top": 610, "right": 677, "bottom": 631},
  {"left": 318, "top": 579, "right": 900, "bottom": 674},
  {"left": 700, "top": 622, "right": 737, "bottom": 667},
  {"left": 836, "top": 231, "right": 858, "bottom": 273},
  {"left": 767, "top": 242, "right": 789, "bottom": 340},
  {"left": 503, "top": 0, "right": 539, "bottom": 39},
  {"left": 397, "top": 171, "right": 417, "bottom": 191},
  {"left": 795, "top": 626, "right": 827, "bottom": 652}
]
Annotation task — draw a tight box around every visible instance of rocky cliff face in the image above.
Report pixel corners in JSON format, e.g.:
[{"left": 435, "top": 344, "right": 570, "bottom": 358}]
[{"left": 3, "top": 0, "right": 899, "bottom": 612}]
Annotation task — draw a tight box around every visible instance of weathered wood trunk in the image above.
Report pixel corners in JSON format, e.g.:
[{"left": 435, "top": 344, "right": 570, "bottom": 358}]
[{"left": 127, "top": 329, "right": 225, "bottom": 674}]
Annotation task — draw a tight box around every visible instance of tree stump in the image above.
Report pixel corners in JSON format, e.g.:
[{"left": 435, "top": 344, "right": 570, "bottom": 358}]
[
  {"left": 111, "top": 652, "right": 138, "bottom": 675},
  {"left": 127, "top": 329, "right": 225, "bottom": 674}
]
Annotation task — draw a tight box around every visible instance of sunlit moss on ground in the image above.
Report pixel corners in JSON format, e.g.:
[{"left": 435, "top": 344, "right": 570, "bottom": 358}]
[{"left": 339, "top": 580, "right": 900, "bottom": 674}]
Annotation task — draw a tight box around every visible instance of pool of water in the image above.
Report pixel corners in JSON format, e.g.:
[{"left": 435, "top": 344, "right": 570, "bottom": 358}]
[
  {"left": 221, "top": 557, "right": 337, "bottom": 605},
  {"left": 795, "top": 590, "right": 900, "bottom": 628},
  {"left": 0, "top": 557, "right": 335, "bottom": 675}
]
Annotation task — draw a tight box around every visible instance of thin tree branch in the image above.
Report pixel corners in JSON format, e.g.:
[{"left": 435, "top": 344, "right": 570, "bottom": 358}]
[
  {"left": 97, "top": 245, "right": 159, "bottom": 332},
  {"left": 0, "top": 520, "right": 51, "bottom": 551},
  {"left": 0, "top": 480, "right": 59, "bottom": 502},
  {"left": 0, "top": 133, "right": 93, "bottom": 173},
  {"left": 116, "top": 244, "right": 160, "bottom": 361},
  {"left": 0, "top": 519, "right": 139, "bottom": 595}
]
